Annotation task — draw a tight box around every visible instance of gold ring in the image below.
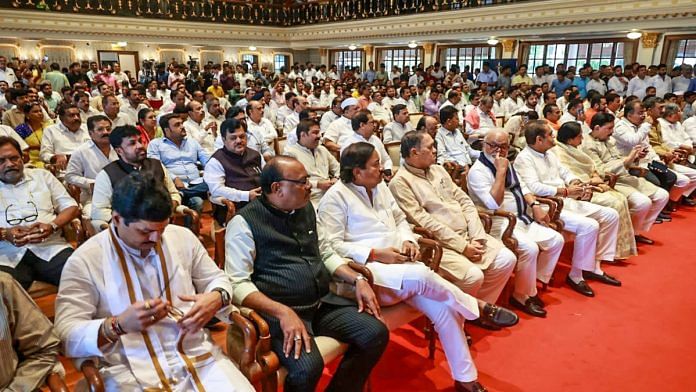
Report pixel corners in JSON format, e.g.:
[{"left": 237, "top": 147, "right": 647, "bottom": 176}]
[
  {"left": 294, "top": 336, "right": 301, "bottom": 341},
  {"left": 151, "top": 315, "right": 156, "bottom": 322},
  {"left": 144, "top": 300, "right": 151, "bottom": 310}
]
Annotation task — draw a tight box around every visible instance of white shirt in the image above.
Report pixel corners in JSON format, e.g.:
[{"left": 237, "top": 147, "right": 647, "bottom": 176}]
[
  {"left": 0, "top": 125, "right": 28, "bottom": 151},
  {"left": 183, "top": 118, "right": 216, "bottom": 155},
  {"left": 315, "top": 70, "right": 326, "bottom": 80},
  {"left": 464, "top": 107, "right": 496, "bottom": 136},
  {"left": 0, "top": 169, "right": 76, "bottom": 267},
  {"left": 203, "top": 150, "right": 264, "bottom": 204},
  {"left": 435, "top": 127, "right": 479, "bottom": 166},
  {"left": 320, "top": 111, "right": 340, "bottom": 133},
  {"left": 382, "top": 121, "right": 414, "bottom": 143},
  {"left": 586, "top": 79, "right": 608, "bottom": 95},
  {"left": 513, "top": 147, "right": 579, "bottom": 197},
  {"left": 684, "top": 116, "right": 696, "bottom": 142},
  {"left": 64, "top": 140, "right": 119, "bottom": 203},
  {"left": 119, "top": 103, "right": 148, "bottom": 126},
  {"left": 317, "top": 181, "right": 417, "bottom": 289},
  {"left": 408, "top": 74, "right": 423, "bottom": 87},
  {"left": 275, "top": 105, "right": 293, "bottom": 130},
  {"left": 608, "top": 75, "right": 629, "bottom": 96},
  {"left": 468, "top": 156, "right": 532, "bottom": 212},
  {"left": 0, "top": 67, "right": 17, "bottom": 84},
  {"left": 79, "top": 106, "right": 100, "bottom": 124},
  {"left": 394, "top": 97, "right": 418, "bottom": 114},
  {"left": 248, "top": 117, "right": 278, "bottom": 146},
  {"left": 284, "top": 143, "right": 340, "bottom": 206},
  {"left": 99, "top": 112, "right": 131, "bottom": 129},
  {"left": 502, "top": 97, "right": 520, "bottom": 120},
  {"left": 672, "top": 75, "right": 693, "bottom": 93},
  {"left": 657, "top": 118, "right": 693, "bottom": 149},
  {"left": 651, "top": 75, "right": 672, "bottom": 98},
  {"left": 39, "top": 122, "right": 90, "bottom": 163},
  {"left": 323, "top": 116, "right": 354, "bottom": 146},
  {"left": 626, "top": 76, "right": 652, "bottom": 100},
  {"left": 263, "top": 101, "right": 278, "bottom": 125},
  {"left": 339, "top": 132, "right": 393, "bottom": 171},
  {"left": 282, "top": 111, "right": 300, "bottom": 141},
  {"left": 612, "top": 118, "right": 659, "bottom": 166},
  {"left": 368, "top": 102, "right": 392, "bottom": 124}
]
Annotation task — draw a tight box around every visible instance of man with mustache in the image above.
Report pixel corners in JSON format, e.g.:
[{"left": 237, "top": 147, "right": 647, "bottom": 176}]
[
  {"left": 0, "top": 136, "right": 79, "bottom": 290},
  {"left": 91, "top": 125, "right": 180, "bottom": 231},
  {"left": 39, "top": 103, "right": 89, "bottom": 171},
  {"left": 65, "top": 115, "right": 119, "bottom": 218}
]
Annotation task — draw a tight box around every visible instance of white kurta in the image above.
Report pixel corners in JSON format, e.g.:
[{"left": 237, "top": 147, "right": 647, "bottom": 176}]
[
  {"left": 54, "top": 225, "right": 253, "bottom": 392},
  {"left": 339, "top": 133, "right": 393, "bottom": 172},
  {"left": 64, "top": 140, "right": 119, "bottom": 215}
]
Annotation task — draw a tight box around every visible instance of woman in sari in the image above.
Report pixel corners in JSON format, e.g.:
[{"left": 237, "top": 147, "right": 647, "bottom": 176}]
[
  {"left": 14, "top": 102, "right": 51, "bottom": 168},
  {"left": 135, "top": 108, "right": 162, "bottom": 149},
  {"left": 553, "top": 122, "right": 637, "bottom": 259}
]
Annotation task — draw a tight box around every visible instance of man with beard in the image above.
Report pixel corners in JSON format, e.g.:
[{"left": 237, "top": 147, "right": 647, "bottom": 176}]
[{"left": 91, "top": 125, "right": 180, "bottom": 231}]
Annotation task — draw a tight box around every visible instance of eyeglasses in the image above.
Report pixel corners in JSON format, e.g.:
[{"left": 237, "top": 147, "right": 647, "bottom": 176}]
[
  {"left": 158, "top": 265, "right": 185, "bottom": 322},
  {"left": 5, "top": 201, "right": 38, "bottom": 226},
  {"left": 279, "top": 176, "right": 310, "bottom": 185},
  {"left": 484, "top": 142, "right": 509, "bottom": 150}
]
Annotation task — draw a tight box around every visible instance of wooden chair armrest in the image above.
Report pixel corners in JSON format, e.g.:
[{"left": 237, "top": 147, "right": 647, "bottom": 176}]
[
  {"left": 46, "top": 372, "right": 69, "bottom": 392},
  {"left": 536, "top": 197, "right": 564, "bottom": 232},
  {"left": 491, "top": 209, "right": 519, "bottom": 253},
  {"left": 67, "top": 184, "right": 82, "bottom": 203},
  {"left": 173, "top": 206, "right": 201, "bottom": 237},
  {"left": 413, "top": 226, "right": 435, "bottom": 239},
  {"left": 417, "top": 238, "right": 443, "bottom": 272},
  {"left": 477, "top": 210, "right": 493, "bottom": 233},
  {"left": 233, "top": 307, "right": 279, "bottom": 383},
  {"left": 62, "top": 217, "right": 85, "bottom": 247},
  {"left": 221, "top": 199, "right": 237, "bottom": 224},
  {"left": 628, "top": 166, "right": 648, "bottom": 177},
  {"left": 229, "top": 311, "right": 261, "bottom": 380},
  {"left": 347, "top": 261, "right": 374, "bottom": 285},
  {"left": 81, "top": 360, "right": 104, "bottom": 392}
]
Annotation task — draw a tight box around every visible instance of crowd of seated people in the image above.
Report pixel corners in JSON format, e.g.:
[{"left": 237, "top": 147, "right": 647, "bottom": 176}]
[{"left": 1, "top": 53, "right": 696, "bottom": 391}]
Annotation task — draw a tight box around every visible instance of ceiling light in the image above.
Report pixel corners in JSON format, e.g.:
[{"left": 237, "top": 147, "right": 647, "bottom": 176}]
[
  {"left": 486, "top": 38, "right": 499, "bottom": 46},
  {"left": 407, "top": 41, "right": 418, "bottom": 49},
  {"left": 348, "top": 44, "right": 357, "bottom": 51},
  {"left": 626, "top": 31, "right": 642, "bottom": 40},
  {"left": 248, "top": 46, "right": 257, "bottom": 51}
]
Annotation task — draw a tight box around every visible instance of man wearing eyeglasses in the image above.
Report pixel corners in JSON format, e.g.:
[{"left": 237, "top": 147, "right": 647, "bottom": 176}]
[
  {"left": 0, "top": 136, "right": 79, "bottom": 290},
  {"left": 467, "top": 130, "right": 565, "bottom": 317},
  {"left": 339, "top": 110, "right": 393, "bottom": 180},
  {"left": 55, "top": 172, "right": 253, "bottom": 392}
]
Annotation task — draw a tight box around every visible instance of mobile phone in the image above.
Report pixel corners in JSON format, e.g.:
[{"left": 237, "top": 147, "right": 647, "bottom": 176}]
[{"left": 42, "top": 55, "right": 49, "bottom": 62}]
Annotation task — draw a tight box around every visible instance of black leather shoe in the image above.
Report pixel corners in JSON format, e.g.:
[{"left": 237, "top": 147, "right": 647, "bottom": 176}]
[
  {"left": 682, "top": 197, "right": 696, "bottom": 206},
  {"left": 659, "top": 212, "right": 672, "bottom": 221},
  {"left": 510, "top": 296, "right": 547, "bottom": 318},
  {"left": 635, "top": 234, "right": 654, "bottom": 245},
  {"left": 455, "top": 381, "right": 488, "bottom": 392},
  {"left": 565, "top": 276, "right": 595, "bottom": 297},
  {"left": 583, "top": 270, "right": 622, "bottom": 287},
  {"left": 469, "top": 318, "right": 501, "bottom": 331},
  {"left": 479, "top": 303, "right": 519, "bottom": 328},
  {"left": 529, "top": 294, "right": 546, "bottom": 308},
  {"left": 654, "top": 217, "right": 663, "bottom": 224}
]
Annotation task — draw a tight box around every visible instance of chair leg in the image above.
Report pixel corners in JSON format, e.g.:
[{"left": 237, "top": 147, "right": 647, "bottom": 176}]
[
  {"left": 260, "top": 373, "right": 278, "bottom": 392},
  {"left": 425, "top": 319, "right": 437, "bottom": 360}
]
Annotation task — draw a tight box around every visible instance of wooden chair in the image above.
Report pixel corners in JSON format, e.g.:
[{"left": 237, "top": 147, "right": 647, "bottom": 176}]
[
  {"left": 495, "top": 116, "right": 505, "bottom": 128},
  {"left": 170, "top": 205, "right": 202, "bottom": 239},
  {"left": 45, "top": 372, "right": 70, "bottom": 391},
  {"left": 384, "top": 141, "right": 401, "bottom": 171},
  {"left": 231, "top": 239, "right": 445, "bottom": 392},
  {"left": 273, "top": 136, "right": 288, "bottom": 156},
  {"left": 211, "top": 199, "right": 237, "bottom": 268}
]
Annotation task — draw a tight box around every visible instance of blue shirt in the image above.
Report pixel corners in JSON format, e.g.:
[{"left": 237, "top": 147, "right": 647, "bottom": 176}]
[
  {"left": 364, "top": 69, "right": 376, "bottom": 83},
  {"left": 147, "top": 137, "right": 210, "bottom": 185},
  {"left": 688, "top": 78, "right": 696, "bottom": 93},
  {"left": 551, "top": 78, "right": 573, "bottom": 97},
  {"left": 572, "top": 76, "right": 589, "bottom": 99}
]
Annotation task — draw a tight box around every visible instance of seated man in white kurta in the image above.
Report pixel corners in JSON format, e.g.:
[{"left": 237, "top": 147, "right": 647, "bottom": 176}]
[
  {"left": 317, "top": 142, "right": 518, "bottom": 392},
  {"left": 388, "top": 131, "right": 519, "bottom": 319},
  {"left": 54, "top": 172, "right": 254, "bottom": 392},
  {"left": 339, "top": 111, "right": 394, "bottom": 179},
  {"left": 513, "top": 120, "right": 621, "bottom": 298},
  {"left": 467, "top": 130, "right": 564, "bottom": 317}
]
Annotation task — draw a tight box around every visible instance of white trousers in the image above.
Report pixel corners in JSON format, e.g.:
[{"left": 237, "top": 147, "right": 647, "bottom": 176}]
[
  {"left": 560, "top": 199, "right": 620, "bottom": 270},
  {"left": 375, "top": 263, "right": 480, "bottom": 382},
  {"left": 513, "top": 221, "right": 565, "bottom": 294},
  {"left": 84, "top": 350, "right": 255, "bottom": 392},
  {"left": 625, "top": 187, "right": 669, "bottom": 233},
  {"left": 672, "top": 164, "right": 696, "bottom": 198},
  {"left": 440, "top": 247, "right": 516, "bottom": 304}
]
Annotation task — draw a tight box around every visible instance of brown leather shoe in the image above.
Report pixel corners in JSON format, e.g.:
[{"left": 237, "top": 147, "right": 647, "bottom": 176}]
[
  {"left": 455, "top": 380, "right": 488, "bottom": 392},
  {"left": 635, "top": 234, "right": 654, "bottom": 245}
]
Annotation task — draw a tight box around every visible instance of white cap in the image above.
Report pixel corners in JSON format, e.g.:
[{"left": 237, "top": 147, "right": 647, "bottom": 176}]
[{"left": 341, "top": 97, "right": 358, "bottom": 109}]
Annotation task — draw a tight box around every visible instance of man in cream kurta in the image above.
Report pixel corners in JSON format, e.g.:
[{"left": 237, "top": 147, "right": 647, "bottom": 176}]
[
  {"left": 514, "top": 121, "right": 621, "bottom": 297},
  {"left": 55, "top": 173, "right": 253, "bottom": 392},
  {"left": 388, "top": 133, "right": 517, "bottom": 306}
]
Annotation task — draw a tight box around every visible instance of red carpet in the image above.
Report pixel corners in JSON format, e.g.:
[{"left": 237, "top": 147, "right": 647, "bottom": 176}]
[{"left": 321, "top": 206, "right": 696, "bottom": 391}]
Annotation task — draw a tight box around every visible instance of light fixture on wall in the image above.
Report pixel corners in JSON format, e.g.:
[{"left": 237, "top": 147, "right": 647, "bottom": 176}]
[
  {"left": 626, "top": 31, "right": 642, "bottom": 40},
  {"left": 116, "top": 41, "right": 127, "bottom": 47},
  {"left": 407, "top": 41, "right": 418, "bottom": 49},
  {"left": 248, "top": 45, "right": 257, "bottom": 51},
  {"left": 348, "top": 44, "right": 357, "bottom": 51},
  {"left": 486, "top": 38, "right": 499, "bottom": 46}
]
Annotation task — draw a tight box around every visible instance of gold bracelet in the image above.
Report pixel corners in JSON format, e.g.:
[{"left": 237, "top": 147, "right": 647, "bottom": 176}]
[{"left": 100, "top": 319, "right": 117, "bottom": 344}]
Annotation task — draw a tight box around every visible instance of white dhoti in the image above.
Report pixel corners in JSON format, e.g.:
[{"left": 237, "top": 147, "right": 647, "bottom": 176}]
[
  {"left": 560, "top": 198, "right": 620, "bottom": 269},
  {"left": 616, "top": 183, "right": 669, "bottom": 233},
  {"left": 374, "top": 263, "right": 480, "bottom": 383}
]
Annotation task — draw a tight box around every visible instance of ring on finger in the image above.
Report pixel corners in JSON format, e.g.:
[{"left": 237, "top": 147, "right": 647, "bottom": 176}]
[
  {"left": 144, "top": 300, "right": 151, "bottom": 310},
  {"left": 294, "top": 335, "right": 301, "bottom": 341},
  {"left": 150, "top": 315, "right": 156, "bottom": 322}
]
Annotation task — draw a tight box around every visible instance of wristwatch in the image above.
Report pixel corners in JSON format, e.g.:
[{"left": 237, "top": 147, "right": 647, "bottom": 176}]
[
  {"left": 212, "top": 288, "right": 231, "bottom": 308},
  {"left": 354, "top": 274, "right": 368, "bottom": 285},
  {"left": 50, "top": 221, "right": 60, "bottom": 233},
  {"left": 530, "top": 201, "right": 541, "bottom": 207}
]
